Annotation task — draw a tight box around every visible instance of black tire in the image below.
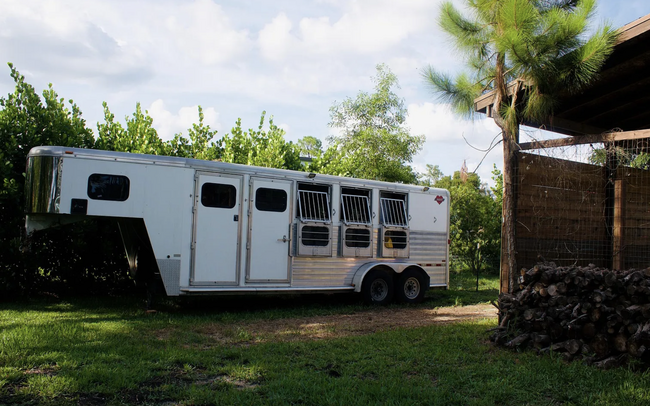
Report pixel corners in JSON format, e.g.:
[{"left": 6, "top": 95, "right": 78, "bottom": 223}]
[
  {"left": 396, "top": 269, "right": 427, "bottom": 304},
  {"left": 361, "top": 269, "right": 394, "bottom": 305}
]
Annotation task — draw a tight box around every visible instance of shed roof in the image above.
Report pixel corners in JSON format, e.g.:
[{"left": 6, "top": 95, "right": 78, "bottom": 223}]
[{"left": 474, "top": 13, "right": 650, "bottom": 137}]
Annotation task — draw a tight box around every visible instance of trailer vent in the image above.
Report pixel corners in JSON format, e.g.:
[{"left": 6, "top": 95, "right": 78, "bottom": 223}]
[
  {"left": 298, "top": 190, "right": 331, "bottom": 223},
  {"left": 341, "top": 194, "right": 371, "bottom": 225},
  {"left": 380, "top": 198, "right": 408, "bottom": 227}
]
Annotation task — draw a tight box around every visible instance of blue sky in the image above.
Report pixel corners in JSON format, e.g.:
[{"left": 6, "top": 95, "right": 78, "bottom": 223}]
[{"left": 0, "top": 0, "right": 647, "bottom": 183}]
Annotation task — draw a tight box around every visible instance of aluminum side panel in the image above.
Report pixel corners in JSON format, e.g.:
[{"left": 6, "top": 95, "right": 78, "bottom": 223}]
[
  {"left": 290, "top": 229, "right": 448, "bottom": 287},
  {"left": 409, "top": 230, "right": 449, "bottom": 285}
]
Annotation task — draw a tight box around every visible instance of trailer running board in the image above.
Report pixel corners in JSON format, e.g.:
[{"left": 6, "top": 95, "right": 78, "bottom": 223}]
[{"left": 180, "top": 286, "right": 356, "bottom": 295}]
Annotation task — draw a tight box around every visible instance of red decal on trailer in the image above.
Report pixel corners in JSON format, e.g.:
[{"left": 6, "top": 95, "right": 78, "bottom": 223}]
[{"left": 434, "top": 195, "right": 445, "bottom": 205}]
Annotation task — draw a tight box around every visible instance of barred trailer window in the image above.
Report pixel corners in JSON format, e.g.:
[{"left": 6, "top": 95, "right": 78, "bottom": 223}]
[
  {"left": 297, "top": 184, "right": 332, "bottom": 251},
  {"left": 341, "top": 194, "right": 371, "bottom": 225},
  {"left": 341, "top": 189, "right": 373, "bottom": 251},
  {"left": 380, "top": 197, "right": 408, "bottom": 227},
  {"left": 298, "top": 190, "right": 331, "bottom": 223}
]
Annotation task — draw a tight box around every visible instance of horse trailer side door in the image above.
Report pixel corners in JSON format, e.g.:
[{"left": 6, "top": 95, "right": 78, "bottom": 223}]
[
  {"left": 247, "top": 178, "right": 292, "bottom": 283},
  {"left": 191, "top": 172, "right": 242, "bottom": 285}
]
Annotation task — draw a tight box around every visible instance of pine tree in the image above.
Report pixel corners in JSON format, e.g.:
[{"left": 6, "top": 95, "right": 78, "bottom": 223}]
[{"left": 423, "top": 0, "right": 618, "bottom": 292}]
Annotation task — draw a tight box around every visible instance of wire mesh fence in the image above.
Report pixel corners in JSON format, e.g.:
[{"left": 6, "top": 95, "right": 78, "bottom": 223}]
[{"left": 515, "top": 136, "right": 650, "bottom": 271}]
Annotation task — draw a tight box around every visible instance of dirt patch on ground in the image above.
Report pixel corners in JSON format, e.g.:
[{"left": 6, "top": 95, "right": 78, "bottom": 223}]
[{"left": 192, "top": 304, "right": 496, "bottom": 346}]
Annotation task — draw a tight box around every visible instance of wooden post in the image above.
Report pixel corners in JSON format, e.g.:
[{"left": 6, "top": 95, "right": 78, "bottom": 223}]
[
  {"left": 604, "top": 142, "right": 619, "bottom": 270},
  {"left": 613, "top": 173, "right": 626, "bottom": 270}
]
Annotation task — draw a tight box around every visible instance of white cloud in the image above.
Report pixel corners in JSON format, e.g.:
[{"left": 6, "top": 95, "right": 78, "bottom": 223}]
[
  {"left": 147, "top": 100, "right": 221, "bottom": 142},
  {"left": 257, "top": 0, "right": 440, "bottom": 61},
  {"left": 407, "top": 102, "right": 503, "bottom": 182},
  {"left": 165, "top": 0, "right": 251, "bottom": 65},
  {"left": 0, "top": 0, "right": 150, "bottom": 86},
  {"left": 407, "top": 102, "right": 500, "bottom": 142},
  {"left": 259, "top": 13, "right": 296, "bottom": 61}
]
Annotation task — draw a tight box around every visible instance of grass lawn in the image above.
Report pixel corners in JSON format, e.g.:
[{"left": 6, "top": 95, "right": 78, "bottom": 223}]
[{"left": 1, "top": 272, "right": 649, "bottom": 405}]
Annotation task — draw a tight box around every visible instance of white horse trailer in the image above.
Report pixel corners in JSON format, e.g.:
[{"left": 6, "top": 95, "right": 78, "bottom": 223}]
[{"left": 25, "top": 146, "right": 450, "bottom": 304}]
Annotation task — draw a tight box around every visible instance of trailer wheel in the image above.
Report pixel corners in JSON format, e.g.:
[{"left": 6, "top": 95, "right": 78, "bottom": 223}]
[
  {"left": 396, "top": 269, "right": 427, "bottom": 304},
  {"left": 362, "top": 269, "right": 394, "bottom": 305}
]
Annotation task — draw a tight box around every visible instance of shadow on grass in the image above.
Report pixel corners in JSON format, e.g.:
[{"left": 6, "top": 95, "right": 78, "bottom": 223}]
[{"left": 1, "top": 271, "right": 500, "bottom": 320}]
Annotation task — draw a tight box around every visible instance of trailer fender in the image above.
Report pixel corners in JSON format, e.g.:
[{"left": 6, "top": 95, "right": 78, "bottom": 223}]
[{"left": 352, "top": 262, "right": 427, "bottom": 293}]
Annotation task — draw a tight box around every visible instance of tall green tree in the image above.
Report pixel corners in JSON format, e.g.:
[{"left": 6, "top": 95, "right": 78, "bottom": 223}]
[
  {"left": 0, "top": 64, "right": 131, "bottom": 297},
  {"left": 220, "top": 112, "right": 302, "bottom": 170},
  {"left": 165, "top": 106, "right": 222, "bottom": 160},
  {"left": 96, "top": 102, "right": 164, "bottom": 155},
  {"left": 436, "top": 170, "right": 502, "bottom": 276},
  {"left": 296, "top": 136, "right": 323, "bottom": 159},
  {"left": 423, "top": 0, "right": 617, "bottom": 292},
  {"left": 326, "top": 64, "right": 424, "bottom": 183},
  {"left": 418, "top": 164, "right": 444, "bottom": 186}
]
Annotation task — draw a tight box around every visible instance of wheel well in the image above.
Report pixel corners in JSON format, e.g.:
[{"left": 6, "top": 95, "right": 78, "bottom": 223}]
[
  {"left": 353, "top": 263, "right": 430, "bottom": 293},
  {"left": 396, "top": 266, "right": 430, "bottom": 287},
  {"left": 365, "top": 265, "right": 395, "bottom": 280}
]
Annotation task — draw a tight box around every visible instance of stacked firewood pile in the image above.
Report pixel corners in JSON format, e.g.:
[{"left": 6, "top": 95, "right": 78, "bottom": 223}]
[{"left": 491, "top": 263, "right": 650, "bottom": 368}]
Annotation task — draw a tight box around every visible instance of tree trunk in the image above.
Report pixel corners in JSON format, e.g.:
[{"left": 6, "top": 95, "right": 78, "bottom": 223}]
[
  {"left": 500, "top": 129, "right": 519, "bottom": 293},
  {"left": 492, "top": 53, "right": 519, "bottom": 294}
]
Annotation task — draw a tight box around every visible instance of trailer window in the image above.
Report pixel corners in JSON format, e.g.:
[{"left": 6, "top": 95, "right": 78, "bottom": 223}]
[
  {"left": 301, "top": 225, "right": 330, "bottom": 246},
  {"left": 345, "top": 228, "right": 371, "bottom": 248},
  {"left": 201, "top": 183, "right": 236, "bottom": 209},
  {"left": 87, "top": 174, "right": 130, "bottom": 201},
  {"left": 384, "top": 230, "right": 407, "bottom": 249},
  {"left": 298, "top": 190, "right": 331, "bottom": 223},
  {"left": 255, "top": 188, "right": 287, "bottom": 212},
  {"left": 296, "top": 183, "right": 332, "bottom": 253},
  {"left": 341, "top": 192, "right": 371, "bottom": 225},
  {"left": 380, "top": 195, "right": 408, "bottom": 227}
]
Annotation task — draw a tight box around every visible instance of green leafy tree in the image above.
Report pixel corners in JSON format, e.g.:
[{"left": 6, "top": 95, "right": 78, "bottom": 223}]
[
  {"left": 96, "top": 102, "right": 164, "bottom": 155},
  {"left": 589, "top": 146, "right": 650, "bottom": 170},
  {"left": 418, "top": 164, "right": 444, "bottom": 186},
  {"left": 423, "top": 0, "right": 618, "bottom": 292},
  {"left": 491, "top": 164, "right": 504, "bottom": 206},
  {"left": 436, "top": 171, "right": 502, "bottom": 275},
  {"left": 220, "top": 112, "right": 302, "bottom": 170},
  {"left": 326, "top": 64, "right": 424, "bottom": 183},
  {"left": 164, "top": 106, "right": 222, "bottom": 160},
  {"left": 297, "top": 136, "right": 323, "bottom": 159},
  {"left": 0, "top": 64, "right": 132, "bottom": 297}
]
